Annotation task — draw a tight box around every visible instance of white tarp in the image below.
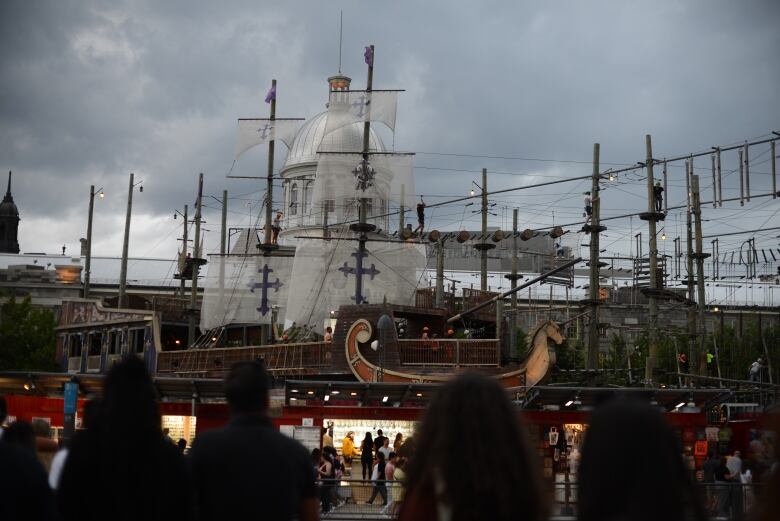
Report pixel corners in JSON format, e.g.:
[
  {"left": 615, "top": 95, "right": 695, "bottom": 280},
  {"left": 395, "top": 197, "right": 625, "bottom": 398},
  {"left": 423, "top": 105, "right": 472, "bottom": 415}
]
[
  {"left": 310, "top": 152, "right": 416, "bottom": 209},
  {"left": 234, "top": 118, "right": 302, "bottom": 159},
  {"left": 324, "top": 90, "right": 398, "bottom": 135},
  {"left": 200, "top": 254, "right": 292, "bottom": 330},
  {"left": 283, "top": 231, "right": 424, "bottom": 333}
]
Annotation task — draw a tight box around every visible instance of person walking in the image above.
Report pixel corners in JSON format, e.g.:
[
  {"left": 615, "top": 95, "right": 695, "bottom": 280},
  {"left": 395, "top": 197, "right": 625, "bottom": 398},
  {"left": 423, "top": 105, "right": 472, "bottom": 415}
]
[
  {"left": 398, "top": 373, "right": 547, "bottom": 521},
  {"left": 360, "top": 432, "right": 374, "bottom": 480},
  {"left": 577, "top": 396, "right": 707, "bottom": 521},
  {"left": 189, "top": 361, "right": 317, "bottom": 521},
  {"left": 318, "top": 450, "right": 334, "bottom": 513},
  {"left": 367, "top": 451, "right": 388, "bottom": 505},
  {"left": 57, "top": 356, "right": 194, "bottom": 521},
  {"left": 378, "top": 437, "right": 392, "bottom": 461},
  {"left": 748, "top": 358, "right": 763, "bottom": 382}
]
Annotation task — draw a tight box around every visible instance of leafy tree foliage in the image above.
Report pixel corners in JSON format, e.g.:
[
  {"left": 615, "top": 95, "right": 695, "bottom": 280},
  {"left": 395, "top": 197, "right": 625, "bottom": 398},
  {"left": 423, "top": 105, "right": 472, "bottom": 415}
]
[{"left": 0, "top": 296, "right": 59, "bottom": 371}]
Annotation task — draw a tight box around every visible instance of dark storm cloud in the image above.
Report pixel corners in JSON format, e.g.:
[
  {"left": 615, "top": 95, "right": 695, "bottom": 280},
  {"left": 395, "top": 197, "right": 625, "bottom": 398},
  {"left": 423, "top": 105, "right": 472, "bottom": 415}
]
[{"left": 0, "top": 0, "right": 778, "bottom": 257}]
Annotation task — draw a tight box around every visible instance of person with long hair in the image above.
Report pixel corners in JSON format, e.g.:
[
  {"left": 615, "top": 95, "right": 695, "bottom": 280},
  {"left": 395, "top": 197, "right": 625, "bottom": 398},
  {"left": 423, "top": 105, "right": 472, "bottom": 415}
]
[
  {"left": 57, "top": 356, "right": 193, "bottom": 521},
  {"left": 367, "top": 450, "right": 388, "bottom": 505},
  {"left": 577, "top": 396, "right": 707, "bottom": 521},
  {"left": 360, "top": 431, "right": 374, "bottom": 480},
  {"left": 393, "top": 432, "right": 404, "bottom": 452},
  {"left": 399, "top": 373, "right": 547, "bottom": 521}
]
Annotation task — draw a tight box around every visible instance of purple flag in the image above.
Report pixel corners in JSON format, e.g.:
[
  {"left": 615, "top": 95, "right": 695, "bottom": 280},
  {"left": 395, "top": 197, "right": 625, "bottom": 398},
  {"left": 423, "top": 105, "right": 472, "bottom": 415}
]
[
  {"left": 264, "top": 85, "right": 276, "bottom": 104},
  {"left": 364, "top": 46, "right": 373, "bottom": 67}
]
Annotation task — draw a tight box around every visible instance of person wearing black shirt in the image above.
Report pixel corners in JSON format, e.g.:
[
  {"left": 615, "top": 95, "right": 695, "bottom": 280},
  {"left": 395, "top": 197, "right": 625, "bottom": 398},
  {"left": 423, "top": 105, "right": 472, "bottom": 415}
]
[
  {"left": 413, "top": 197, "right": 425, "bottom": 236},
  {"left": 374, "top": 429, "right": 388, "bottom": 453},
  {"left": 190, "top": 362, "right": 317, "bottom": 521},
  {"left": 653, "top": 181, "right": 664, "bottom": 212}
]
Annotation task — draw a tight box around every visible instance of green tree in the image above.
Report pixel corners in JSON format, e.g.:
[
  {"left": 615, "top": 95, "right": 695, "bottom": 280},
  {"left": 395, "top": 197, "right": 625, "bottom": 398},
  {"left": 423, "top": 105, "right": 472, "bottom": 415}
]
[{"left": 0, "top": 296, "right": 59, "bottom": 371}]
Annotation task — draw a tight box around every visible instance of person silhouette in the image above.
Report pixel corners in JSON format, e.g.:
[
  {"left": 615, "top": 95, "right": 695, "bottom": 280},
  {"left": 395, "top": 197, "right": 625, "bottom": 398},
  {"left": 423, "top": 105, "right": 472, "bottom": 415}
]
[
  {"left": 398, "top": 373, "right": 546, "bottom": 521},
  {"left": 190, "top": 362, "right": 317, "bottom": 521},
  {"left": 577, "top": 396, "right": 706, "bottom": 521}
]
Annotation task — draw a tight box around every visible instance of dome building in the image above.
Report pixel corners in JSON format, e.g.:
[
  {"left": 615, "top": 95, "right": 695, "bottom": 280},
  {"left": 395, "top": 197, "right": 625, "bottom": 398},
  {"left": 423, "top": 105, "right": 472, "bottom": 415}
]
[
  {"left": 277, "top": 74, "right": 388, "bottom": 244},
  {"left": 0, "top": 171, "right": 20, "bottom": 254}
]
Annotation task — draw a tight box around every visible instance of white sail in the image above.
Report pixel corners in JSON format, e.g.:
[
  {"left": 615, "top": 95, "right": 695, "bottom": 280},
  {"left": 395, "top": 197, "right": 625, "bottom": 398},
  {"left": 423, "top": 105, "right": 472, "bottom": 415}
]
[
  {"left": 283, "top": 231, "right": 424, "bottom": 333},
  {"left": 200, "top": 254, "right": 292, "bottom": 330},
  {"left": 235, "top": 118, "right": 302, "bottom": 159},
  {"left": 324, "top": 90, "right": 398, "bottom": 136},
  {"left": 310, "top": 152, "right": 416, "bottom": 209}
]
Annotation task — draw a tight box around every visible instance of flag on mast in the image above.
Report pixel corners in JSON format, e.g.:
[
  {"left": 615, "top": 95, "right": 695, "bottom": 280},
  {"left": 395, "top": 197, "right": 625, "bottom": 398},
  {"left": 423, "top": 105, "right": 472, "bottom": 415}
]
[
  {"left": 364, "top": 46, "right": 373, "bottom": 66},
  {"left": 265, "top": 85, "right": 276, "bottom": 103}
]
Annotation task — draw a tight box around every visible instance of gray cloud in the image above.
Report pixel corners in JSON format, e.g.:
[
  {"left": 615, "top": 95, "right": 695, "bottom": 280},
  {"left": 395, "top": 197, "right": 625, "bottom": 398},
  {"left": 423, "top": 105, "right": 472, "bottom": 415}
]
[{"left": 1, "top": 0, "right": 778, "bottom": 263}]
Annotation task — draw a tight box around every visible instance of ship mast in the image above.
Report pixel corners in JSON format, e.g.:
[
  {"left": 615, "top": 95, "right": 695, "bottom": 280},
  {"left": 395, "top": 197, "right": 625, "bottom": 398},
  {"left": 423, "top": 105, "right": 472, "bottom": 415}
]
[{"left": 349, "top": 44, "right": 376, "bottom": 305}]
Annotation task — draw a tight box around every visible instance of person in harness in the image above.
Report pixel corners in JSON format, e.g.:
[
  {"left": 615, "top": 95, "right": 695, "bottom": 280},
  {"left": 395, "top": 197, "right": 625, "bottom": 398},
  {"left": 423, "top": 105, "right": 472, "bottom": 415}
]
[
  {"left": 413, "top": 196, "right": 426, "bottom": 236},
  {"left": 653, "top": 181, "right": 664, "bottom": 212}
]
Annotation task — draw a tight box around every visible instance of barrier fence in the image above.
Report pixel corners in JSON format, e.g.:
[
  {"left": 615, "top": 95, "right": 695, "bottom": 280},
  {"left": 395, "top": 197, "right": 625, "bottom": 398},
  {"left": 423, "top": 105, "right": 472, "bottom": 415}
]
[{"left": 316, "top": 479, "right": 766, "bottom": 520}]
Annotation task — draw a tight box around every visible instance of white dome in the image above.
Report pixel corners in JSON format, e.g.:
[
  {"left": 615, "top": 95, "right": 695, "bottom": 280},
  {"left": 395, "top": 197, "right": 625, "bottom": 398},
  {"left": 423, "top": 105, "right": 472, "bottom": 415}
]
[{"left": 282, "top": 111, "right": 385, "bottom": 170}]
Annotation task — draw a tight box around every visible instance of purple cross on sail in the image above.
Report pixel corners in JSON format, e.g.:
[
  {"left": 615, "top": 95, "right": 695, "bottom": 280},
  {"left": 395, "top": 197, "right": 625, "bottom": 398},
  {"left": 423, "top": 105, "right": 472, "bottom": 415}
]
[
  {"left": 364, "top": 46, "right": 373, "bottom": 67},
  {"left": 265, "top": 85, "right": 276, "bottom": 104}
]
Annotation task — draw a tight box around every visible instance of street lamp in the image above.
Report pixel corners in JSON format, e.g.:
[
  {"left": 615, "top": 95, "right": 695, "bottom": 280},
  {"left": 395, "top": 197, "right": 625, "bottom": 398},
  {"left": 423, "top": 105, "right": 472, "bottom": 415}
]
[
  {"left": 118, "top": 173, "right": 143, "bottom": 308},
  {"left": 84, "top": 185, "right": 105, "bottom": 299}
]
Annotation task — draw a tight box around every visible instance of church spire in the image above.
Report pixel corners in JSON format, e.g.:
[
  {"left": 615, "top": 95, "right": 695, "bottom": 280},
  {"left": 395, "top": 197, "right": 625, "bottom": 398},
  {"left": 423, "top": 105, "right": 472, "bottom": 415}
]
[
  {"left": 0, "top": 170, "right": 20, "bottom": 254},
  {"left": 4, "top": 171, "right": 10, "bottom": 199}
]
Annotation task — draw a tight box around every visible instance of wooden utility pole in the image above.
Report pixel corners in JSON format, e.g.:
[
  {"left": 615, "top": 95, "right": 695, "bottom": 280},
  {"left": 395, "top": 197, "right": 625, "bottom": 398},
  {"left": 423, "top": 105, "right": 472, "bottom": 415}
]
[
  {"left": 685, "top": 162, "right": 697, "bottom": 374},
  {"left": 435, "top": 238, "right": 444, "bottom": 308},
  {"left": 586, "top": 143, "right": 601, "bottom": 370},
  {"left": 508, "top": 208, "right": 520, "bottom": 358},
  {"left": 264, "top": 79, "right": 277, "bottom": 245},
  {"left": 692, "top": 175, "right": 708, "bottom": 375},
  {"left": 179, "top": 204, "right": 188, "bottom": 299},
  {"left": 476, "top": 168, "right": 492, "bottom": 291},
  {"left": 220, "top": 190, "right": 228, "bottom": 255},
  {"left": 644, "top": 135, "right": 660, "bottom": 385},
  {"left": 118, "top": 173, "right": 134, "bottom": 308},
  {"left": 188, "top": 174, "right": 203, "bottom": 347},
  {"left": 84, "top": 185, "right": 95, "bottom": 299}
]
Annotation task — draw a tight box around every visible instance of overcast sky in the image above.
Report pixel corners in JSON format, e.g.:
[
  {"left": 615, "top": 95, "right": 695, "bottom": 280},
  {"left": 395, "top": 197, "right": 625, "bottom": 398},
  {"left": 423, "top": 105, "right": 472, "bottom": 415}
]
[{"left": 1, "top": 0, "right": 779, "bottom": 298}]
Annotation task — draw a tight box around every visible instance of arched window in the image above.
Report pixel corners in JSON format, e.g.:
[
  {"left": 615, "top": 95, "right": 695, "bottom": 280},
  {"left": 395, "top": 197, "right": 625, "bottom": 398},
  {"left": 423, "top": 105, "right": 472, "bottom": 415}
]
[
  {"left": 290, "top": 183, "right": 298, "bottom": 215},
  {"left": 303, "top": 180, "right": 312, "bottom": 214}
]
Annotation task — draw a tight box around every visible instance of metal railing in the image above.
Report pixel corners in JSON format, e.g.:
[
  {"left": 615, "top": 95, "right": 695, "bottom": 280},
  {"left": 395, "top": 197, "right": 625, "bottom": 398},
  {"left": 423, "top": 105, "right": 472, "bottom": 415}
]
[
  {"left": 316, "top": 480, "right": 766, "bottom": 520},
  {"left": 156, "top": 342, "right": 332, "bottom": 375},
  {"left": 397, "top": 339, "right": 499, "bottom": 366}
]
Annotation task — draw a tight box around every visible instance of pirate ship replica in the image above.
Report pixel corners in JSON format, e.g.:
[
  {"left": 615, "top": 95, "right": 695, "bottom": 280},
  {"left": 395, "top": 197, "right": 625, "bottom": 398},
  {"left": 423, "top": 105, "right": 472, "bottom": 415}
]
[{"left": 56, "top": 46, "right": 575, "bottom": 388}]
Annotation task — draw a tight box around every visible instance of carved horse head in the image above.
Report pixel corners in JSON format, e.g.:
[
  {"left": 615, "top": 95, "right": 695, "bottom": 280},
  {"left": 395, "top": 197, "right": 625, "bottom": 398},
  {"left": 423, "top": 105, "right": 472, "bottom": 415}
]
[{"left": 542, "top": 320, "right": 565, "bottom": 345}]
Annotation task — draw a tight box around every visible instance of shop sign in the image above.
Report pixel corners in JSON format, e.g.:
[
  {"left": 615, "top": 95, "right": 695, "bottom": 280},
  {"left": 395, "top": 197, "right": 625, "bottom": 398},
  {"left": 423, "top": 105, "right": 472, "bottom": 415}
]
[{"left": 302, "top": 417, "right": 314, "bottom": 427}]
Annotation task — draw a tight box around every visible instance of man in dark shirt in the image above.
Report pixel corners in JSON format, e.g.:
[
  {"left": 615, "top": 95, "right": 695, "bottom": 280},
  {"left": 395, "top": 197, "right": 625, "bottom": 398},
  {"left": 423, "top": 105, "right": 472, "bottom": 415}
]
[
  {"left": 190, "top": 362, "right": 318, "bottom": 521},
  {"left": 374, "top": 429, "right": 388, "bottom": 453}
]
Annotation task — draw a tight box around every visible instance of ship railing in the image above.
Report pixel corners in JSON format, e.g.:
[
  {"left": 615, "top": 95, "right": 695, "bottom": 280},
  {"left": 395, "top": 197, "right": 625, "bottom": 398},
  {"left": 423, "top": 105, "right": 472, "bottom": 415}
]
[
  {"left": 156, "top": 342, "right": 331, "bottom": 375},
  {"left": 397, "top": 339, "right": 499, "bottom": 366}
]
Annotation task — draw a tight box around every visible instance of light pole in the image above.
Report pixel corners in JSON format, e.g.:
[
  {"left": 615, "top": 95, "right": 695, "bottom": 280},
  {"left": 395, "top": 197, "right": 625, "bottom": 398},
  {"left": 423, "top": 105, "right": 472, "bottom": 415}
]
[
  {"left": 83, "top": 184, "right": 104, "bottom": 299},
  {"left": 118, "top": 173, "right": 143, "bottom": 308}
]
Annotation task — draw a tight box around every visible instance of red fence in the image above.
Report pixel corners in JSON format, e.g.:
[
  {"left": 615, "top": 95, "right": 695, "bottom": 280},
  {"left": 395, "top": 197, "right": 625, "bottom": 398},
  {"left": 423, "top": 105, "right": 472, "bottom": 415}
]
[
  {"left": 157, "top": 342, "right": 331, "bottom": 376},
  {"left": 397, "top": 339, "right": 499, "bottom": 366}
]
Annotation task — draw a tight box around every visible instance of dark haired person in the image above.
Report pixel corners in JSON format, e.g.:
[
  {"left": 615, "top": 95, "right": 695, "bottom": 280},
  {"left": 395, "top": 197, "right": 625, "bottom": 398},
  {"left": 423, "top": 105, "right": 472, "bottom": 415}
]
[
  {"left": 577, "top": 397, "right": 707, "bottom": 521},
  {"left": 190, "top": 361, "right": 317, "bottom": 521},
  {"left": 57, "top": 356, "right": 193, "bottom": 521},
  {"left": 360, "top": 431, "right": 374, "bottom": 480},
  {"left": 367, "top": 451, "right": 388, "bottom": 505},
  {"left": 399, "top": 373, "right": 546, "bottom": 521}
]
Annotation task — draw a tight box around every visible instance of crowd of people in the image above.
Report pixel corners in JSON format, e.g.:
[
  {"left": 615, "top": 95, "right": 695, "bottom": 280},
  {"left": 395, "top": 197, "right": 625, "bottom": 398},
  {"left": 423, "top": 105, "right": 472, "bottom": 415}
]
[{"left": 1, "top": 358, "right": 778, "bottom": 521}]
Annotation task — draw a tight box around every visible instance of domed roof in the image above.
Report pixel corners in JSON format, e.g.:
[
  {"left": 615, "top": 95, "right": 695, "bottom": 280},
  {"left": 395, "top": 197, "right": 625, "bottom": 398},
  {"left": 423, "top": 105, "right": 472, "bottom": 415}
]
[{"left": 282, "top": 111, "right": 385, "bottom": 171}]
